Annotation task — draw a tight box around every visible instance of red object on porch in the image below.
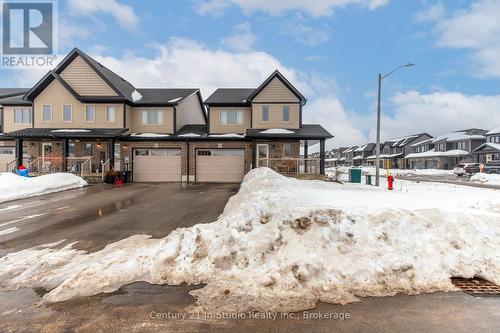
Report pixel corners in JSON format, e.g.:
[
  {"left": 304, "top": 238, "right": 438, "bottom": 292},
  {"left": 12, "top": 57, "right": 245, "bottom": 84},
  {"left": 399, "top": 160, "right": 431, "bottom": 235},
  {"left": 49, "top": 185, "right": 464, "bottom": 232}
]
[
  {"left": 115, "top": 178, "right": 123, "bottom": 187},
  {"left": 387, "top": 175, "right": 394, "bottom": 191},
  {"left": 18, "top": 165, "right": 26, "bottom": 170}
]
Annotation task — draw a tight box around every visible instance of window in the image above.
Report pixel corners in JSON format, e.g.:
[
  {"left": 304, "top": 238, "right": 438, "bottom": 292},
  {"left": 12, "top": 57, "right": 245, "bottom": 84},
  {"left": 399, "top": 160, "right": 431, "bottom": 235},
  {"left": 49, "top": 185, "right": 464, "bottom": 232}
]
[
  {"left": 140, "top": 110, "right": 164, "bottom": 125},
  {"left": 85, "top": 143, "right": 93, "bottom": 156},
  {"left": 283, "top": 143, "right": 292, "bottom": 158},
  {"left": 455, "top": 142, "right": 466, "bottom": 150},
  {"left": 220, "top": 109, "right": 244, "bottom": 125},
  {"left": 14, "top": 108, "right": 31, "bottom": 124},
  {"left": 63, "top": 105, "right": 72, "bottom": 122},
  {"left": 261, "top": 105, "right": 269, "bottom": 122},
  {"left": 68, "top": 143, "right": 75, "bottom": 157},
  {"left": 42, "top": 105, "right": 52, "bottom": 122},
  {"left": 282, "top": 105, "right": 290, "bottom": 122},
  {"left": 85, "top": 105, "right": 95, "bottom": 122},
  {"left": 106, "top": 105, "right": 116, "bottom": 123}
]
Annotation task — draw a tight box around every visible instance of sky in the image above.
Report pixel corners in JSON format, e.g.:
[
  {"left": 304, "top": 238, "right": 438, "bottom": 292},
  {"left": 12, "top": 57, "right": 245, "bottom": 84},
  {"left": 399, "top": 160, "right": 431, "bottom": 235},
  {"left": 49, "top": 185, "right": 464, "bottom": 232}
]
[{"left": 1, "top": 0, "right": 500, "bottom": 150}]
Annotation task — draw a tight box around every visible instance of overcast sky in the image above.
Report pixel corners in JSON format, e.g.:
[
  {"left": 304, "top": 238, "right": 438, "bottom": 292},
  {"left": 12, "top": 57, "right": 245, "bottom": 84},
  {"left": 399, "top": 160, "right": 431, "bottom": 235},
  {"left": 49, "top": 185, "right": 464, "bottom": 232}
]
[{"left": 1, "top": 0, "right": 500, "bottom": 150}]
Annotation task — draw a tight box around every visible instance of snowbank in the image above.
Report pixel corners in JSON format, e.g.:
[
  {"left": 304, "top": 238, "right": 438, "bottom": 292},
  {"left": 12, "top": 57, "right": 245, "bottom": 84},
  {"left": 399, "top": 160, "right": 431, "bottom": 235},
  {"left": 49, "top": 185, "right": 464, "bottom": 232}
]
[
  {"left": 328, "top": 166, "right": 453, "bottom": 179},
  {"left": 0, "top": 173, "right": 88, "bottom": 203},
  {"left": 0, "top": 169, "right": 499, "bottom": 312},
  {"left": 470, "top": 173, "right": 500, "bottom": 185}
]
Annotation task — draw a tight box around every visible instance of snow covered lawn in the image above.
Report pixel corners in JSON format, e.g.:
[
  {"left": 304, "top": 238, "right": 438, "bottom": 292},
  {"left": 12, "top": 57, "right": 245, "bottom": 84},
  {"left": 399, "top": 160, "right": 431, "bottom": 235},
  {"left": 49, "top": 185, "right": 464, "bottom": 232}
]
[
  {"left": 470, "top": 173, "right": 500, "bottom": 185},
  {"left": 0, "top": 173, "right": 88, "bottom": 204},
  {"left": 0, "top": 168, "right": 499, "bottom": 312},
  {"left": 328, "top": 166, "right": 453, "bottom": 178}
]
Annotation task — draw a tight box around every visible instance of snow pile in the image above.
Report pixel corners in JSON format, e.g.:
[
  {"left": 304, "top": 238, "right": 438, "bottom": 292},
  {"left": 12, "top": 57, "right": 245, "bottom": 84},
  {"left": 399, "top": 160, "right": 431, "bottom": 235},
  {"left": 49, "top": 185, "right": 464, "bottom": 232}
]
[
  {"left": 209, "top": 133, "right": 245, "bottom": 138},
  {"left": 168, "top": 97, "right": 183, "bottom": 103},
  {"left": 50, "top": 129, "right": 90, "bottom": 133},
  {"left": 259, "top": 128, "right": 294, "bottom": 134},
  {"left": 130, "top": 133, "right": 169, "bottom": 138},
  {"left": 178, "top": 133, "right": 201, "bottom": 137},
  {"left": 0, "top": 169, "right": 499, "bottom": 312},
  {"left": 405, "top": 149, "right": 469, "bottom": 159},
  {"left": 329, "top": 166, "right": 453, "bottom": 178},
  {"left": 470, "top": 173, "right": 500, "bottom": 185},
  {"left": 131, "top": 90, "right": 142, "bottom": 102},
  {"left": 0, "top": 173, "right": 87, "bottom": 203}
]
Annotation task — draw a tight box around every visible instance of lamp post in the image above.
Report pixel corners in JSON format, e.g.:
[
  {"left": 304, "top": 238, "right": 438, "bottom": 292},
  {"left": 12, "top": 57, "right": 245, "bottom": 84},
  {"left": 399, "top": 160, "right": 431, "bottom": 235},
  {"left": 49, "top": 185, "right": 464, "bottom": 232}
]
[{"left": 375, "top": 63, "right": 414, "bottom": 186}]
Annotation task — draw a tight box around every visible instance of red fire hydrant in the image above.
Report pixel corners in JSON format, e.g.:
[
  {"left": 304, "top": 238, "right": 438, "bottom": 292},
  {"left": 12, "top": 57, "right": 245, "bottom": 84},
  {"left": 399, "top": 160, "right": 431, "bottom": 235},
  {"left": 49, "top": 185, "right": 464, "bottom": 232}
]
[{"left": 387, "top": 175, "right": 394, "bottom": 191}]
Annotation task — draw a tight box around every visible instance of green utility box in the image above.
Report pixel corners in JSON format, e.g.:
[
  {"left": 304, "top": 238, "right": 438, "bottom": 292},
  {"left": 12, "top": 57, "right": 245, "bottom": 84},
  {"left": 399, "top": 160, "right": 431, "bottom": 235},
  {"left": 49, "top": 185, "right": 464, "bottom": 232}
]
[{"left": 349, "top": 168, "right": 362, "bottom": 183}]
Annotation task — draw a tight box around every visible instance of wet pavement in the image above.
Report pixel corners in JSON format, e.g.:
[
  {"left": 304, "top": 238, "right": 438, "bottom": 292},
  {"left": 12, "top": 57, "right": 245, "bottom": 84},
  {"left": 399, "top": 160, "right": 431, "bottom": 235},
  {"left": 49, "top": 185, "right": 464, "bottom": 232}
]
[
  {"left": 0, "top": 183, "right": 499, "bottom": 332},
  {"left": 399, "top": 174, "right": 500, "bottom": 190}
]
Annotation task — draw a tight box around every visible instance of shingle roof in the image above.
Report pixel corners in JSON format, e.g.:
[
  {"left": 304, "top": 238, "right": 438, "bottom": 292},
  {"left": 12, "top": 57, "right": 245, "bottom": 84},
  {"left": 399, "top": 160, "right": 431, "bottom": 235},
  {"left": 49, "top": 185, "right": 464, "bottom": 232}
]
[
  {"left": 0, "top": 94, "right": 32, "bottom": 106},
  {"left": 3, "top": 128, "right": 127, "bottom": 138},
  {"left": 246, "top": 125, "right": 333, "bottom": 139},
  {"left": 135, "top": 88, "right": 198, "bottom": 105},
  {"left": 204, "top": 88, "right": 255, "bottom": 105},
  {"left": 0, "top": 88, "right": 29, "bottom": 98}
]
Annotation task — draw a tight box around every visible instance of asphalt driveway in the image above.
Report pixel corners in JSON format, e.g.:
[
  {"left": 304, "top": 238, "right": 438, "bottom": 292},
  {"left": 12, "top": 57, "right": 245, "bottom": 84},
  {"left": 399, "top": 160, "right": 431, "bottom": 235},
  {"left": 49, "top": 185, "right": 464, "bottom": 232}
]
[{"left": 0, "top": 183, "right": 499, "bottom": 333}]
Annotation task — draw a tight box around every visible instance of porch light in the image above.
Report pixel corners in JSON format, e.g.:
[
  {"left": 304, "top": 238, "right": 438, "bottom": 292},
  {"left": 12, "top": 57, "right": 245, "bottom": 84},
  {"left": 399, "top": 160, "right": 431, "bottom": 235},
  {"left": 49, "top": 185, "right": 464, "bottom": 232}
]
[{"left": 96, "top": 143, "right": 102, "bottom": 150}]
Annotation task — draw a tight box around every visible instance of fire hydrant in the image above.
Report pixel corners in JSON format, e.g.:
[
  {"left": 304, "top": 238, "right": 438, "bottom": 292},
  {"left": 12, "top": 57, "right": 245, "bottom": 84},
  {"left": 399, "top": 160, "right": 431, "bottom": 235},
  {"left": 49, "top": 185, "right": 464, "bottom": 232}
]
[{"left": 387, "top": 175, "right": 394, "bottom": 191}]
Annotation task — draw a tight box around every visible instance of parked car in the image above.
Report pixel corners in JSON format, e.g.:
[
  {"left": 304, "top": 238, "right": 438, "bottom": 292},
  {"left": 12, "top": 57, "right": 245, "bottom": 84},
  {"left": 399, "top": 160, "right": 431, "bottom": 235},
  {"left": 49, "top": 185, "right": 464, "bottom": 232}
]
[
  {"left": 483, "top": 161, "right": 500, "bottom": 174},
  {"left": 454, "top": 163, "right": 481, "bottom": 176}
]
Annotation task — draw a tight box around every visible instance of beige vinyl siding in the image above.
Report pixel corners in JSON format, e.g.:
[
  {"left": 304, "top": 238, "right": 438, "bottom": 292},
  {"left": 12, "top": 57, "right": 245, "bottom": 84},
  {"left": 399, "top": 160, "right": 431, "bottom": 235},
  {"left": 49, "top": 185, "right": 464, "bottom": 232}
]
[
  {"left": 2, "top": 106, "right": 32, "bottom": 132},
  {"left": 128, "top": 106, "right": 174, "bottom": 134},
  {"left": 60, "top": 56, "right": 118, "bottom": 96},
  {"left": 209, "top": 106, "right": 251, "bottom": 134},
  {"left": 251, "top": 103, "right": 300, "bottom": 129},
  {"left": 33, "top": 79, "right": 124, "bottom": 128},
  {"left": 252, "top": 77, "right": 300, "bottom": 103}
]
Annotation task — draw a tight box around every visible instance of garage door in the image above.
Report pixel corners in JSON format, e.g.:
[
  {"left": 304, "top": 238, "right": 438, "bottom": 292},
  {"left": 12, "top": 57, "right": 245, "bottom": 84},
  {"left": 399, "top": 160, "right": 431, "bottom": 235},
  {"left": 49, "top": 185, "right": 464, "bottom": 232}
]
[
  {"left": 0, "top": 147, "right": 15, "bottom": 172},
  {"left": 196, "top": 149, "right": 245, "bottom": 182},
  {"left": 133, "top": 149, "right": 181, "bottom": 182}
]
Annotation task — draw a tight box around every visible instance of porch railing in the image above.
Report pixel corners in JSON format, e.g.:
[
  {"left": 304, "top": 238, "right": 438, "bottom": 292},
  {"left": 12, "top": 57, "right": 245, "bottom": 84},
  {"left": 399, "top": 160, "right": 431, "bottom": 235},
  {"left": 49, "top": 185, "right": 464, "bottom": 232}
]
[
  {"left": 101, "top": 158, "right": 111, "bottom": 181},
  {"left": 6, "top": 159, "right": 16, "bottom": 173},
  {"left": 28, "top": 157, "right": 63, "bottom": 174},
  {"left": 257, "top": 158, "right": 321, "bottom": 174},
  {"left": 67, "top": 157, "right": 93, "bottom": 178}
]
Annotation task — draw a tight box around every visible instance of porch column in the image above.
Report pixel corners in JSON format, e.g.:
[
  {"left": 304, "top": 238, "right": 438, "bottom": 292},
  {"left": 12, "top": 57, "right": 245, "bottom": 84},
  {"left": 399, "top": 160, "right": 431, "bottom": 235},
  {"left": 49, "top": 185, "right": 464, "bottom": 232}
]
[
  {"left": 251, "top": 140, "right": 257, "bottom": 169},
  {"left": 303, "top": 140, "right": 309, "bottom": 173},
  {"left": 15, "top": 138, "right": 23, "bottom": 167},
  {"left": 61, "top": 138, "right": 69, "bottom": 172},
  {"left": 108, "top": 138, "right": 115, "bottom": 170},
  {"left": 319, "top": 139, "right": 326, "bottom": 175}
]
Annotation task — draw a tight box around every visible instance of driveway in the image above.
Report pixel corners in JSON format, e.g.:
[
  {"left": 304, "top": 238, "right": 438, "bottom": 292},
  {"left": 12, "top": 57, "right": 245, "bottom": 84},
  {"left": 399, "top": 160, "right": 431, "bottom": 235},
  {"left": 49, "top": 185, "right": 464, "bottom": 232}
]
[{"left": 0, "top": 183, "right": 499, "bottom": 333}]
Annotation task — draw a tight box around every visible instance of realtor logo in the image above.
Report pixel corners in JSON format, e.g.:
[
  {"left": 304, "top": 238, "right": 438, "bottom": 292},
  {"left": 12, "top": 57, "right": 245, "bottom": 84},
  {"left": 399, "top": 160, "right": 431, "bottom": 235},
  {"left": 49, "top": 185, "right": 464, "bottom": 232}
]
[{"left": 1, "top": 0, "right": 57, "bottom": 68}]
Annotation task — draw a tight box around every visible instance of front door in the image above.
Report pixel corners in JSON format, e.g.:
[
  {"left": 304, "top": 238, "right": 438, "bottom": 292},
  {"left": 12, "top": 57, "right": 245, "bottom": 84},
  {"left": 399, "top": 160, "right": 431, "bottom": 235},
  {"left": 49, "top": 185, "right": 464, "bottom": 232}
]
[
  {"left": 41, "top": 142, "right": 53, "bottom": 172},
  {"left": 257, "top": 144, "right": 269, "bottom": 167}
]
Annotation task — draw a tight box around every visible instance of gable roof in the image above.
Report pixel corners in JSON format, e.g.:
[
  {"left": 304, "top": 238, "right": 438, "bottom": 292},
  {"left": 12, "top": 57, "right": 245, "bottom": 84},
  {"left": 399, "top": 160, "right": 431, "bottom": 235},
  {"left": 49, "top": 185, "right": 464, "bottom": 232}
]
[
  {"left": 204, "top": 88, "right": 254, "bottom": 105},
  {"left": 0, "top": 88, "right": 29, "bottom": 99},
  {"left": 433, "top": 129, "right": 488, "bottom": 143},
  {"left": 486, "top": 126, "right": 500, "bottom": 135},
  {"left": 247, "top": 70, "right": 306, "bottom": 105}
]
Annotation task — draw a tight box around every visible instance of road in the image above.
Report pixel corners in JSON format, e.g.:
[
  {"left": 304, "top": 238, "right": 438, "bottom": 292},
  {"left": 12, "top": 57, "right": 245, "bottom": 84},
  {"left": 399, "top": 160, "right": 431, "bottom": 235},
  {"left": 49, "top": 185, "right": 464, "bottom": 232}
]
[{"left": 0, "top": 183, "right": 499, "bottom": 332}]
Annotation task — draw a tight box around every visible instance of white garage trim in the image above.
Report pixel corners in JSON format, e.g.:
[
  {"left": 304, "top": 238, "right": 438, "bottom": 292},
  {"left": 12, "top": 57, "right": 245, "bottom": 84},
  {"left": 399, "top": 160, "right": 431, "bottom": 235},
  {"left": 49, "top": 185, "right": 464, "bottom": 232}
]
[
  {"left": 133, "top": 148, "right": 182, "bottom": 182},
  {"left": 0, "top": 147, "right": 16, "bottom": 172},
  {"left": 196, "top": 148, "right": 245, "bottom": 183}
]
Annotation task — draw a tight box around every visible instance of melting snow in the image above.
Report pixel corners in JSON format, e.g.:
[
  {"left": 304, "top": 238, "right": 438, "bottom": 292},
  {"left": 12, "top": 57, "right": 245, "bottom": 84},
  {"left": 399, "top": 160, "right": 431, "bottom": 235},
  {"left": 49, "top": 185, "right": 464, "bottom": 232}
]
[
  {"left": 168, "top": 97, "right": 183, "bottom": 103},
  {"left": 0, "top": 227, "right": 19, "bottom": 236},
  {"left": 130, "top": 133, "right": 169, "bottom": 138},
  {"left": 259, "top": 129, "right": 294, "bottom": 134},
  {"left": 0, "top": 169, "right": 499, "bottom": 312},
  {"left": 0, "top": 173, "right": 87, "bottom": 204},
  {"left": 50, "top": 129, "right": 90, "bottom": 133},
  {"left": 209, "top": 133, "right": 245, "bottom": 138},
  {"left": 131, "top": 90, "right": 142, "bottom": 102},
  {"left": 178, "top": 133, "right": 201, "bottom": 137},
  {"left": 470, "top": 173, "right": 500, "bottom": 185}
]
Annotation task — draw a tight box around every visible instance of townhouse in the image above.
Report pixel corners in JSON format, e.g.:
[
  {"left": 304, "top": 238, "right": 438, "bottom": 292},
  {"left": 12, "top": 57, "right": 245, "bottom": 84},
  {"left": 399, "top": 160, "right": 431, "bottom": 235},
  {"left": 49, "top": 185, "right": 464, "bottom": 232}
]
[
  {"left": 340, "top": 146, "right": 358, "bottom": 166},
  {"left": 325, "top": 147, "right": 347, "bottom": 168},
  {"left": 473, "top": 126, "right": 500, "bottom": 164},
  {"left": 0, "top": 48, "right": 333, "bottom": 182},
  {"left": 405, "top": 129, "right": 487, "bottom": 169},
  {"left": 352, "top": 143, "right": 375, "bottom": 166}
]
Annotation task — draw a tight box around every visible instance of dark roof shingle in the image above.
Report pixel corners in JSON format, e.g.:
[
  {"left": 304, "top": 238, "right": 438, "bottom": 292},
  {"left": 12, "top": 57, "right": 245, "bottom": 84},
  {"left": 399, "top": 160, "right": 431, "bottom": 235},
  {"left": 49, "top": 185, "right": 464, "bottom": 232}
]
[{"left": 204, "top": 88, "right": 255, "bottom": 105}]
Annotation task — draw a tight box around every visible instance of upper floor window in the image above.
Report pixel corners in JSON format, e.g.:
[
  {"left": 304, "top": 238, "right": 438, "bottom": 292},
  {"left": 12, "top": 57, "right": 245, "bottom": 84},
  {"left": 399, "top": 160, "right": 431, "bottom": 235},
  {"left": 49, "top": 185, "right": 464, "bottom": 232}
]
[
  {"left": 85, "top": 105, "right": 95, "bottom": 122},
  {"left": 220, "top": 109, "right": 243, "bottom": 125},
  {"left": 63, "top": 104, "right": 72, "bottom": 122},
  {"left": 42, "top": 105, "right": 52, "bottom": 122},
  {"left": 14, "top": 108, "right": 31, "bottom": 124},
  {"left": 455, "top": 141, "right": 466, "bottom": 150},
  {"left": 261, "top": 105, "right": 269, "bottom": 122},
  {"left": 106, "top": 105, "right": 116, "bottom": 123},
  {"left": 489, "top": 136, "right": 500, "bottom": 143},
  {"left": 282, "top": 105, "right": 290, "bottom": 122},
  {"left": 141, "top": 110, "right": 164, "bottom": 125}
]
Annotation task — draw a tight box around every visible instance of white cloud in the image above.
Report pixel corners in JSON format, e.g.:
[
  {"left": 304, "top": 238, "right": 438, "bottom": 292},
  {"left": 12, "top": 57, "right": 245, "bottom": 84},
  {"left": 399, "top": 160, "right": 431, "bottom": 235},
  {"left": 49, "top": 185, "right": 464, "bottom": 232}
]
[
  {"left": 421, "top": 0, "right": 500, "bottom": 77},
  {"left": 59, "top": 20, "right": 91, "bottom": 48},
  {"left": 414, "top": 2, "right": 445, "bottom": 22},
  {"left": 194, "top": 0, "right": 389, "bottom": 17},
  {"left": 67, "top": 0, "right": 139, "bottom": 30},
  {"left": 221, "top": 22, "right": 257, "bottom": 52},
  {"left": 282, "top": 14, "right": 330, "bottom": 46}
]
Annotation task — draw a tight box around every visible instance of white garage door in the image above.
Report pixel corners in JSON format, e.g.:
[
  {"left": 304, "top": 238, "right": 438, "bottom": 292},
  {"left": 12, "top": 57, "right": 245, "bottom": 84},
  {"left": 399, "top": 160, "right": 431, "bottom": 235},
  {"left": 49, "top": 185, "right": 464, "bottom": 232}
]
[
  {"left": 0, "top": 147, "right": 15, "bottom": 172},
  {"left": 196, "top": 149, "right": 245, "bottom": 183},
  {"left": 133, "top": 149, "right": 181, "bottom": 182}
]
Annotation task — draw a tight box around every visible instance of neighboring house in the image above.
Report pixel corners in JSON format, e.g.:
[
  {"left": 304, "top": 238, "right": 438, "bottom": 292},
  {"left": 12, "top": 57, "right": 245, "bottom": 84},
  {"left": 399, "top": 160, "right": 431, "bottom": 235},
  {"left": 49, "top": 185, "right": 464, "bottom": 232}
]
[
  {"left": 340, "top": 146, "right": 358, "bottom": 166},
  {"left": 405, "top": 129, "right": 487, "bottom": 169},
  {"left": 1, "top": 48, "right": 333, "bottom": 182},
  {"left": 405, "top": 138, "right": 435, "bottom": 169},
  {"left": 352, "top": 143, "right": 375, "bottom": 166},
  {"left": 0, "top": 88, "right": 30, "bottom": 172},
  {"left": 473, "top": 126, "right": 500, "bottom": 163},
  {"left": 365, "top": 133, "right": 432, "bottom": 168},
  {"left": 325, "top": 147, "right": 347, "bottom": 168}
]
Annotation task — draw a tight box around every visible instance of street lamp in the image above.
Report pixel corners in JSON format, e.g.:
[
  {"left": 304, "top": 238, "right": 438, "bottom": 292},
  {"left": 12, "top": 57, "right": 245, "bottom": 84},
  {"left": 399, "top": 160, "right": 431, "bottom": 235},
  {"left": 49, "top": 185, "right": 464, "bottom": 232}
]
[{"left": 375, "top": 63, "right": 414, "bottom": 186}]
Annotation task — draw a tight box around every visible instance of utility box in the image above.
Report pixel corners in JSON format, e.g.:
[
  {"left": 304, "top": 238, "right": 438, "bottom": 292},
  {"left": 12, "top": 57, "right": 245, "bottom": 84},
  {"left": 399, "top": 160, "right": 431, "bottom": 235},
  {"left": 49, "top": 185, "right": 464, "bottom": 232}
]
[{"left": 349, "top": 168, "right": 362, "bottom": 183}]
